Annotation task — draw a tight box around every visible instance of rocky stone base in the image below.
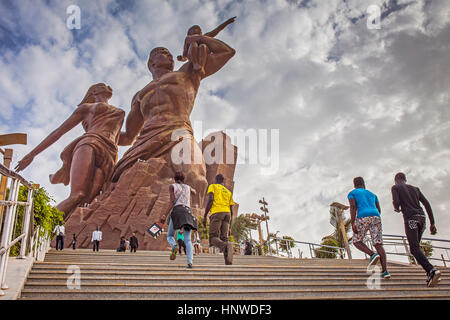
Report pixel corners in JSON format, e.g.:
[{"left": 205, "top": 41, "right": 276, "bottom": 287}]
[{"left": 63, "top": 131, "right": 237, "bottom": 251}]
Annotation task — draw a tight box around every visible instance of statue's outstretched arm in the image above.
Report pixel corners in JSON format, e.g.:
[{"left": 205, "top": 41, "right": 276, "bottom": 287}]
[
  {"left": 204, "top": 16, "right": 236, "bottom": 38},
  {"left": 15, "top": 104, "right": 90, "bottom": 172},
  {"left": 118, "top": 94, "right": 144, "bottom": 146}
]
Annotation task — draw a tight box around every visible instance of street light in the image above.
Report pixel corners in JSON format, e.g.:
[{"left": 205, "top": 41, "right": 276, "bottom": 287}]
[{"left": 259, "top": 198, "right": 270, "bottom": 242}]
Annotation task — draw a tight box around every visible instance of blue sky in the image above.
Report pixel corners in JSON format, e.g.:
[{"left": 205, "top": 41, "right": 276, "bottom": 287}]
[{"left": 1, "top": 0, "right": 450, "bottom": 258}]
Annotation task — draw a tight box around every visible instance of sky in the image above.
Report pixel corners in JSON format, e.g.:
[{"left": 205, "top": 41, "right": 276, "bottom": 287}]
[{"left": 1, "top": 0, "right": 449, "bottom": 260}]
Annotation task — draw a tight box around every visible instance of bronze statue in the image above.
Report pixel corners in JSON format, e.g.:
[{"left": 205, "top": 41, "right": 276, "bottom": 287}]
[
  {"left": 16, "top": 83, "right": 125, "bottom": 217},
  {"left": 112, "top": 29, "right": 236, "bottom": 207}
]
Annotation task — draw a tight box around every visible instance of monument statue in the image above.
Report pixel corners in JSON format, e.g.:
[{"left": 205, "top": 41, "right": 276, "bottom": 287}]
[
  {"left": 111, "top": 31, "right": 236, "bottom": 207},
  {"left": 15, "top": 83, "right": 125, "bottom": 217},
  {"left": 21, "top": 24, "right": 237, "bottom": 250}
]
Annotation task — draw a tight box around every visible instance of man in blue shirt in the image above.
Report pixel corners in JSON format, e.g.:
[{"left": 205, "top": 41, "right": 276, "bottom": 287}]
[{"left": 348, "top": 177, "right": 390, "bottom": 278}]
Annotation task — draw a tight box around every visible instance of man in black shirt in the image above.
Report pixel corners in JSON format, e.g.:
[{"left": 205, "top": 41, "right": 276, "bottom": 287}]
[{"left": 391, "top": 172, "right": 441, "bottom": 287}]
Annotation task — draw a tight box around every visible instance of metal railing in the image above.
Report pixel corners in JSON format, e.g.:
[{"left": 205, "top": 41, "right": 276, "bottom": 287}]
[
  {"left": 381, "top": 234, "right": 450, "bottom": 266},
  {"left": 267, "top": 237, "right": 346, "bottom": 259},
  {"left": 29, "top": 226, "right": 51, "bottom": 262},
  {"left": 0, "top": 163, "right": 35, "bottom": 296},
  {"left": 264, "top": 233, "right": 450, "bottom": 266}
]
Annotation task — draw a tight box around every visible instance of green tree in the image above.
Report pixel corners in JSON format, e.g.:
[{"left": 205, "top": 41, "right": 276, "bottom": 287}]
[
  {"left": 230, "top": 214, "right": 257, "bottom": 243},
  {"left": 327, "top": 207, "right": 352, "bottom": 259},
  {"left": 279, "top": 236, "right": 295, "bottom": 255},
  {"left": 314, "top": 238, "right": 339, "bottom": 259},
  {"left": 420, "top": 240, "right": 433, "bottom": 258},
  {"left": 198, "top": 216, "right": 209, "bottom": 241},
  {"left": 9, "top": 186, "right": 63, "bottom": 256}
]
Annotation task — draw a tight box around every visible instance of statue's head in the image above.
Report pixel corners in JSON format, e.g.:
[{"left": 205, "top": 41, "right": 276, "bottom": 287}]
[
  {"left": 187, "top": 25, "right": 202, "bottom": 35},
  {"left": 78, "top": 83, "right": 112, "bottom": 105},
  {"left": 147, "top": 47, "right": 174, "bottom": 76}
]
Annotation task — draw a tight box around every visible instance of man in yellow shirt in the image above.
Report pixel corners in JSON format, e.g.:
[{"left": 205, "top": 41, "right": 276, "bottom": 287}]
[{"left": 203, "top": 174, "right": 235, "bottom": 265}]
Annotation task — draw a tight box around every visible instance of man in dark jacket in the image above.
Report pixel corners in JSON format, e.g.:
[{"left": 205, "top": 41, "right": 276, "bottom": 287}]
[
  {"left": 117, "top": 237, "right": 126, "bottom": 252},
  {"left": 391, "top": 172, "right": 441, "bottom": 287},
  {"left": 244, "top": 241, "right": 253, "bottom": 255},
  {"left": 130, "top": 233, "right": 139, "bottom": 253}
]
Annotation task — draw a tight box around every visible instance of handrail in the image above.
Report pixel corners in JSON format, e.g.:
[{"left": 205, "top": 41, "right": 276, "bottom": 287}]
[
  {"left": 0, "top": 163, "right": 33, "bottom": 189},
  {"left": 380, "top": 233, "right": 450, "bottom": 265},
  {"left": 383, "top": 234, "right": 450, "bottom": 243},
  {"left": 0, "top": 165, "right": 35, "bottom": 296},
  {"left": 0, "top": 201, "right": 30, "bottom": 207},
  {"left": 0, "top": 233, "right": 26, "bottom": 256},
  {"left": 265, "top": 233, "right": 450, "bottom": 265},
  {"left": 268, "top": 236, "right": 346, "bottom": 259},
  {"left": 270, "top": 237, "right": 345, "bottom": 250}
]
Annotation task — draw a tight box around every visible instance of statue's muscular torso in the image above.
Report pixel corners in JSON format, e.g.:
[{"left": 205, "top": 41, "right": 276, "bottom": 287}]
[{"left": 137, "top": 70, "right": 201, "bottom": 126}]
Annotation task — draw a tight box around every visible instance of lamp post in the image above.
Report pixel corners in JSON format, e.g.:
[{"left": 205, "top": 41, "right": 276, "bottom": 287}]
[
  {"left": 259, "top": 198, "right": 270, "bottom": 242},
  {"left": 274, "top": 230, "right": 280, "bottom": 256}
]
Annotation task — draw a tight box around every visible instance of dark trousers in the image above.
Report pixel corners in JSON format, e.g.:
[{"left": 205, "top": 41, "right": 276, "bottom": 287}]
[
  {"left": 93, "top": 240, "right": 100, "bottom": 252},
  {"left": 404, "top": 215, "right": 434, "bottom": 274},
  {"left": 56, "top": 235, "right": 64, "bottom": 250},
  {"left": 209, "top": 212, "right": 231, "bottom": 252},
  {"left": 130, "top": 246, "right": 137, "bottom": 253},
  {"left": 177, "top": 239, "right": 186, "bottom": 254}
]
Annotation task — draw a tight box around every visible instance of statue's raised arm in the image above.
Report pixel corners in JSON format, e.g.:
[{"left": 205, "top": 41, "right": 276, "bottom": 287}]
[{"left": 179, "top": 35, "right": 235, "bottom": 79}]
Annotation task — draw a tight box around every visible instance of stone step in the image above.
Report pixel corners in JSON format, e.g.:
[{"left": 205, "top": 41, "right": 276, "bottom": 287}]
[
  {"left": 30, "top": 265, "right": 450, "bottom": 277},
  {"left": 23, "top": 280, "right": 449, "bottom": 288},
  {"left": 20, "top": 250, "right": 449, "bottom": 300},
  {"left": 28, "top": 270, "right": 441, "bottom": 278},
  {"left": 26, "top": 274, "right": 441, "bottom": 282},
  {"left": 20, "top": 287, "right": 450, "bottom": 300},
  {"left": 33, "top": 260, "right": 426, "bottom": 272}
]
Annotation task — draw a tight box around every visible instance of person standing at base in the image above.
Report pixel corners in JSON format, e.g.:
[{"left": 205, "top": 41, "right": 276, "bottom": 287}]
[
  {"left": 193, "top": 230, "right": 201, "bottom": 256},
  {"left": 176, "top": 229, "right": 187, "bottom": 255},
  {"left": 348, "top": 177, "right": 390, "bottom": 279},
  {"left": 117, "top": 237, "right": 126, "bottom": 252},
  {"left": 71, "top": 234, "right": 77, "bottom": 250},
  {"left": 244, "top": 240, "right": 253, "bottom": 255},
  {"left": 391, "top": 172, "right": 441, "bottom": 287},
  {"left": 91, "top": 226, "right": 102, "bottom": 252},
  {"left": 203, "top": 174, "right": 235, "bottom": 265},
  {"left": 53, "top": 221, "right": 65, "bottom": 251},
  {"left": 130, "top": 233, "right": 138, "bottom": 253}
]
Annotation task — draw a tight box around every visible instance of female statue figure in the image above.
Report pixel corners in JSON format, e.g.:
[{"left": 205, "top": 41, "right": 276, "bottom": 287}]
[{"left": 16, "top": 83, "right": 125, "bottom": 217}]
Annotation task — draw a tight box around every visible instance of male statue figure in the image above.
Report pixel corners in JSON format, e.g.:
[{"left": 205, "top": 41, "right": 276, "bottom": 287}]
[{"left": 112, "top": 31, "right": 236, "bottom": 207}]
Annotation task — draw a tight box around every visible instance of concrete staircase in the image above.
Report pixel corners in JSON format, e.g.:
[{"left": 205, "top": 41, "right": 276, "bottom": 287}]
[{"left": 19, "top": 249, "right": 450, "bottom": 300}]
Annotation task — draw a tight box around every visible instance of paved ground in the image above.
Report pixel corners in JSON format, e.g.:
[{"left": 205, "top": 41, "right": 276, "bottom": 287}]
[{"left": 0, "top": 256, "right": 34, "bottom": 300}]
